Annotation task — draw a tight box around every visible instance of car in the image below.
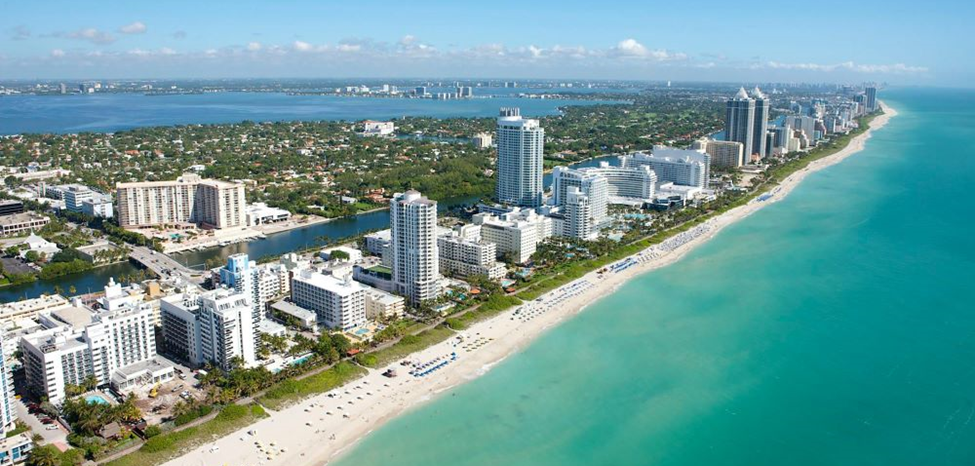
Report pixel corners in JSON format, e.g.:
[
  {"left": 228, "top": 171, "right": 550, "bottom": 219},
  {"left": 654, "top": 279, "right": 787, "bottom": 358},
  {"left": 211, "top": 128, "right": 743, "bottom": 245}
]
[
  {"left": 40, "top": 418, "right": 54, "bottom": 425},
  {"left": 45, "top": 425, "right": 59, "bottom": 431}
]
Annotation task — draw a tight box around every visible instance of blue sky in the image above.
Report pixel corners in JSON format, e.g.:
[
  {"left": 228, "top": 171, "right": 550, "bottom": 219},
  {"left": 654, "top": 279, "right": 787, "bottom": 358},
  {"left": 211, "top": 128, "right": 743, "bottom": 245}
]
[{"left": 1, "top": 0, "right": 970, "bottom": 85}]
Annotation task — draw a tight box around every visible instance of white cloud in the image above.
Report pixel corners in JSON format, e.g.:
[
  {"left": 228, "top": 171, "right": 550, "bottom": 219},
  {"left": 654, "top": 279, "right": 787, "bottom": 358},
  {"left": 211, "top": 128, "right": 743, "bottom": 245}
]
[
  {"left": 765, "top": 60, "right": 927, "bottom": 74},
  {"left": 160, "top": 47, "right": 176, "bottom": 55},
  {"left": 119, "top": 21, "right": 147, "bottom": 34},
  {"left": 293, "top": 40, "right": 313, "bottom": 52},
  {"left": 336, "top": 43, "right": 361, "bottom": 52},
  {"left": 50, "top": 49, "right": 65, "bottom": 58},
  {"left": 66, "top": 28, "right": 115, "bottom": 44},
  {"left": 247, "top": 41, "right": 262, "bottom": 51},
  {"left": 610, "top": 39, "right": 685, "bottom": 61},
  {"left": 399, "top": 35, "right": 416, "bottom": 46}
]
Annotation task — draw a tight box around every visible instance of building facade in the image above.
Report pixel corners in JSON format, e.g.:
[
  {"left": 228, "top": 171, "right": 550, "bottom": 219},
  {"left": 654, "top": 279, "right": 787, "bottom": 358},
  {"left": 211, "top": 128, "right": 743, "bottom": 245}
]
[
  {"left": 751, "top": 87, "right": 770, "bottom": 159},
  {"left": 116, "top": 174, "right": 246, "bottom": 229},
  {"left": 390, "top": 191, "right": 441, "bottom": 304},
  {"left": 725, "top": 87, "right": 755, "bottom": 161},
  {"left": 160, "top": 288, "right": 256, "bottom": 372},
  {"left": 291, "top": 269, "right": 367, "bottom": 331},
  {"left": 495, "top": 108, "right": 545, "bottom": 207}
]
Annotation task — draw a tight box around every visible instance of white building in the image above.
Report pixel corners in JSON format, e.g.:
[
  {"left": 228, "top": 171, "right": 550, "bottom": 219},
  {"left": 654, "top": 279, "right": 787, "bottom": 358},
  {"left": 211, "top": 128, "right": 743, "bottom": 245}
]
[
  {"left": 550, "top": 166, "right": 609, "bottom": 227},
  {"left": 0, "top": 332, "right": 15, "bottom": 436},
  {"left": 220, "top": 254, "right": 290, "bottom": 330},
  {"left": 437, "top": 225, "right": 507, "bottom": 280},
  {"left": 160, "top": 288, "right": 256, "bottom": 372},
  {"left": 21, "top": 280, "right": 161, "bottom": 404},
  {"left": 246, "top": 202, "right": 291, "bottom": 226},
  {"left": 62, "top": 184, "right": 94, "bottom": 213},
  {"left": 580, "top": 162, "right": 657, "bottom": 205},
  {"left": 390, "top": 191, "right": 441, "bottom": 304},
  {"left": 81, "top": 194, "right": 114, "bottom": 218},
  {"left": 472, "top": 132, "right": 493, "bottom": 149},
  {"left": 361, "top": 120, "right": 395, "bottom": 136},
  {"left": 563, "top": 187, "right": 597, "bottom": 240},
  {"left": 291, "top": 269, "right": 367, "bottom": 331},
  {"left": 620, "top": 147, "right": 709, "bottom": 188},
  {"left": 473, "top": 207, "right": 554, "bottom": 264},
  {"left": 116, "top": 173, "right": 246, "bottom": 229},
  {"left": 496, "top": 108, "right": 545, "bottom": 207}
]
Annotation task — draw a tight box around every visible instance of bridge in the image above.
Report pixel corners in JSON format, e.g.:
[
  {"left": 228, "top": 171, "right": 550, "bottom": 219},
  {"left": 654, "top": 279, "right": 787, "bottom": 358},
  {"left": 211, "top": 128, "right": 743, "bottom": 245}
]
[{"left": 128, "top": 246, "right": 205, "bottom": 283}]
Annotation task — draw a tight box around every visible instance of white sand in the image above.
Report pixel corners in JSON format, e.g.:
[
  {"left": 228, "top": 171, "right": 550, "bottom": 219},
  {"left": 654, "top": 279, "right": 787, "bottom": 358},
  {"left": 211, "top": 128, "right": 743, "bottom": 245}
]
[{"left": 163, "top": 104, "right": 896, "bottom": 466}]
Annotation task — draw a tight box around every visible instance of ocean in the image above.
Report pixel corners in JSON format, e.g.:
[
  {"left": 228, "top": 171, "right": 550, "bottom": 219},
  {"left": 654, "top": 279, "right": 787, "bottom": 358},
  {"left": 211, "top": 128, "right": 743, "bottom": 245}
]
[{"left": 330, "top": 88, "right": 975, "bottom": 466}]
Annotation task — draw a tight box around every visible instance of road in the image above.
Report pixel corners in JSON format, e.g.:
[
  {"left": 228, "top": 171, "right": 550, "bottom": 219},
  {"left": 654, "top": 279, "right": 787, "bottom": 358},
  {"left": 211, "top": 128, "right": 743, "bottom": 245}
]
[{"left": 128, "top": 246, "right": 204, "bottom": 283}]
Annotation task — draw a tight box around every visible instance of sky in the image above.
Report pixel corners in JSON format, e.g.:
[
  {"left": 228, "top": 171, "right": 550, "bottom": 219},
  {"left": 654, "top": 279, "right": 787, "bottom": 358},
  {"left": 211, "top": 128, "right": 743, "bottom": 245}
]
[{"left": 1, "top": 0, "right": 971, "bottom": 86}]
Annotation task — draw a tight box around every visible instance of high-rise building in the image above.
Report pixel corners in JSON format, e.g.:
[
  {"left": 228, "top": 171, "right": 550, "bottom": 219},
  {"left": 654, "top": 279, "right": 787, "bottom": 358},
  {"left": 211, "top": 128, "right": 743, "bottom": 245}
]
[
  {"left": 495, "top": 108, "right": 545, "bottom": 207},
  {"left": 550, "top": 166, "right": 609, "bottom": 227},
  {"left": 291, "top": 269, "right": 367, "bottom": 331},
  {"left": 563, "top": 187, "right": 596, "bottom": 240},
  {"left": 390, "top": 191, "right": 441, "bottom": 304},
  {"left": 116, "top": 174, "right": 246, "bottom": 229},
  {"left": 0, "top": 332, "right": 15, "bottom": 435},
  {"left": 574, "top": 163, "right": 657, "bottom": 204},
  {"left": 160, "top": 288, "right": 256, "bottom": 372},
  {"left": 751, "top": 87, "right": 770, "bottom": 159},
  {"left": 865, "top": 87, "right": 878, "bottom": 112},
  {"left": 725, "top": 87, "right": 755, "bottom": 161},
  {"left": 220, "top": 254, "right": 289, "bottom": 330}
]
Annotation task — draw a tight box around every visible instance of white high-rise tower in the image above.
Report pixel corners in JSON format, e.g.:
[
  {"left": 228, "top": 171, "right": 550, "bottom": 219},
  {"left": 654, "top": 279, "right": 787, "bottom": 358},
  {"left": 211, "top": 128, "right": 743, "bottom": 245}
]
[
  {"left": 495, "top": 108, "right": 544, "bottom": 207},
  {"left": 390, "top": 191, "right": 441, "bottom": 304}
]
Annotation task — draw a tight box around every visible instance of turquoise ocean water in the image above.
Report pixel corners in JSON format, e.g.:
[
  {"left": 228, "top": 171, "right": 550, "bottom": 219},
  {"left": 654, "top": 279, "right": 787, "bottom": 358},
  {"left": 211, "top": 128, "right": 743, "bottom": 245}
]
[{"left": 331, "top": 87, "right": 975, "bottom": 465}]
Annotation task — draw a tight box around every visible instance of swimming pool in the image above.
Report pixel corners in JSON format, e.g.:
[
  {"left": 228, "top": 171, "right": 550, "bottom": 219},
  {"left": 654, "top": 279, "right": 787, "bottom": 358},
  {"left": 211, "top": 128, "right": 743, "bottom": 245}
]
[{"left": 85, "top": 394, "right": 110, "bottom": 405}]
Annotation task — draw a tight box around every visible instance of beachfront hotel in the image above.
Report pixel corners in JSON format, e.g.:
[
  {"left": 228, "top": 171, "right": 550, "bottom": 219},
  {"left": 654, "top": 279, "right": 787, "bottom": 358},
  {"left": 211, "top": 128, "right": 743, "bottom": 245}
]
[
  {"left": 620, "top": 147, "right": 710, "bottom": 188},
  {"left": 725, "top": 87, "right": 756, "bottom": 161},
  {"left": 550, "top": 166, "right": 609, "bottom": 226},
  {"left": 20, "top": 279, "right": 163, "bottom": 404},
  {"left": 291, "top": 269, "right": 367, "bottom": 331},
  {"left": 495, "top": 108, "right": 545, "bottom": 207},
  {"left": 473, "top": 207, "right": 554, "bottom": 264},
  {"left": 562, "top": 186, "right": 597, "bottom": 240},
  {"left": 160, "top": 288, "right": 256, "bottom": 372},
  {"left": 390, "top": 191, "right": 442, "bottom": 304},
  {"left": 751, "top": 87, "right": 770, "bottom": 159},
  {"left": 694, "top": 140, "right": 745, "bottom": 169},
  {"left": 116, "top": 173, "right": 246, "bottom": 229},
  {"left": 220, "top": 253, "right": 291, "bottom": 330},
  {"left": 437, "top": 225, "right": 508, "bottom": 280}
]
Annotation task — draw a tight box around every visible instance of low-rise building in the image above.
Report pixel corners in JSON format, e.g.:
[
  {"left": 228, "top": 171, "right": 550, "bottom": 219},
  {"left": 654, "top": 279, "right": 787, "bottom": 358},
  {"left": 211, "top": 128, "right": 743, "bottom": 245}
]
[
  {"left": 437, "top": 225, "right": 507, "bottom": 280},
  {"left": 269, "top": 301, "right": 317, "bottom": 330},
  {"left": 361, "top": 120, "right": 395, "bottom": 136},
  {"left": 246, "top": 202, "right": 291, "bottom": 226},
  {"left": 0, "top": 212, "right": 50, "bottom": 236},
  {"left": 0, "top": 433, "right": 31, "bottom": 464},
  {"left": 364, "top": 288, "right": 405, "bottom": 320}
]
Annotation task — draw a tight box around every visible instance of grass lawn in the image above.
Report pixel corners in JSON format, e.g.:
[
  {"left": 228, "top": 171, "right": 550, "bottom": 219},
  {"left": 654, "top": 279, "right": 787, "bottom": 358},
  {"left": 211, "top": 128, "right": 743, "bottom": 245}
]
[
  {"left": 104, "top": 404, "right": 267, "bottom": 466},
  {"left": 360, "top": 325, "right": 457, "bottom": 368},
  {"left": 257, "top": 361, "right": 367, "bottom": 410}
]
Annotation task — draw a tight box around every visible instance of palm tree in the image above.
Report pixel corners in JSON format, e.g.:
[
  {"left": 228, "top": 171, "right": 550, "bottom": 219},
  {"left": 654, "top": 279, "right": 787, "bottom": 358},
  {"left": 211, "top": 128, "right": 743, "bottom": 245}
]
[{"left": 26, "top": 445, "right": 60, "bottom": 466}]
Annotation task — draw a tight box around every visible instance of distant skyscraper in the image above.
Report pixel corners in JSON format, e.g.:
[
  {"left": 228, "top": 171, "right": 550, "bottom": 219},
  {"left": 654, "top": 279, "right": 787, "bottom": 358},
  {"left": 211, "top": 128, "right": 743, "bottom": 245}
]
[
  {"left": 751, "top": 87, "right": 770, "bottom": 159},
  {"left": 865, "top": 87, "right": 878, "bottom": 112},
  {"left": 495, "top": 108, "right": 544, "bottom": 207},
  {"left": 0, "top": 332, "right": 14, "bottom": 435},
  {"left": 390, "top": 191, "right": 441, "bottom": 304},
  {"left": 725, "top": 87, "right": 755, "bottom": 162}
]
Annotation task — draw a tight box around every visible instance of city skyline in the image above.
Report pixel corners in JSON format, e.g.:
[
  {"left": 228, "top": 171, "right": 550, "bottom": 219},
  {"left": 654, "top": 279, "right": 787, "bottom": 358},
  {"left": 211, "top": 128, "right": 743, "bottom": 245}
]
[{"left": 0, "top": 0, "right": 969, "bottom": 86}]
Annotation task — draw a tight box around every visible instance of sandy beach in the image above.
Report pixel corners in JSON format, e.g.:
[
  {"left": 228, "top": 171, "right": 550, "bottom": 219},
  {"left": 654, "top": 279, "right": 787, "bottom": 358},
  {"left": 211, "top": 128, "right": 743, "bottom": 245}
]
[{"left": 162, "top": 104, "right": 896, "bottom": 466}]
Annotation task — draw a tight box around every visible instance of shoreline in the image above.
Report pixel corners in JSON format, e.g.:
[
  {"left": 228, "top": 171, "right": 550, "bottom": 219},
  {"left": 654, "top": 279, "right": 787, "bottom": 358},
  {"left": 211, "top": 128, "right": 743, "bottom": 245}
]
[{"left": 161, "top": 104, "right": 897, "bottom": 466}]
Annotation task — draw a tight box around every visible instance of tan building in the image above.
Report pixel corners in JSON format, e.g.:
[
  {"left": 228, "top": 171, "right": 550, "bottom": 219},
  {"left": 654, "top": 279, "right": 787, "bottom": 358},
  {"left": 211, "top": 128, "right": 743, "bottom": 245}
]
[
  {"left": 696, "top": 140, "right": 744, "bottom": 169},
  {"left": 116, "top": 174, "right": 246, "bottom": 229}
]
